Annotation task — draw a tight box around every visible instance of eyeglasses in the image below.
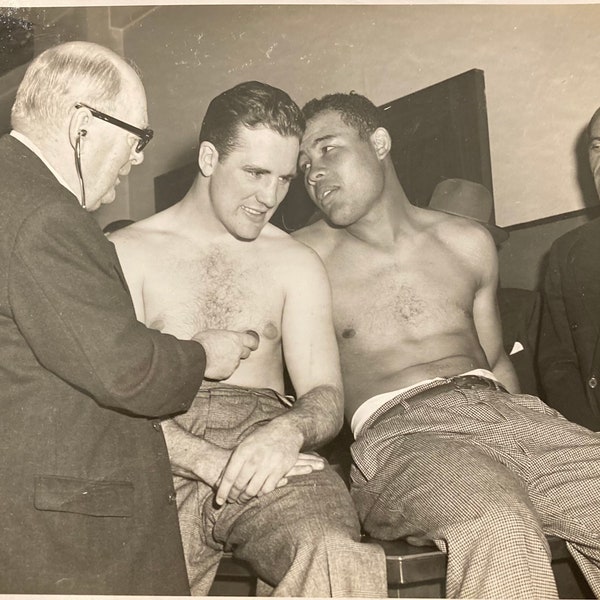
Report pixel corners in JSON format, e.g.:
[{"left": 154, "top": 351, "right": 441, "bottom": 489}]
[{"left": 74, "top": 102, "right": 154, "bottom": 153}]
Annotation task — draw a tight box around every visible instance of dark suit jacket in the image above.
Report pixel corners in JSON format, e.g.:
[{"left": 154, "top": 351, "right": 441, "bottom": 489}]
[
  {"left": 538, "top": 217, "right": 600, "bottom": 430},
  {"left": 498, "top": 287, "right": 541, "bottom": 397},
  {"left": 0, "top": 135, "right": 206, "bottom": 594}
]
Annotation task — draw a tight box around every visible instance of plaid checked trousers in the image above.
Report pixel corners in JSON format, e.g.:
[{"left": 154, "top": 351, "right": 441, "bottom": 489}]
[
  {"left": 172, "top": 384, "right": 387, "bottom": 597},
  {"left": 350, "top": 380, "right": 600, "bottom": 599}
]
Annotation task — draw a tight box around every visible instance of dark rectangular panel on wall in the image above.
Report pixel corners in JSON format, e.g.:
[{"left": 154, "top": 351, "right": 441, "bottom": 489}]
[
  {"left": 153, "top": 68, "right": 493, "bottom": 231},
  {"left": 381, "top": 68, "right": 493, "bottom": 211},
  {"left": 154, "top": 161, "right": 197, "bottom": 214}
]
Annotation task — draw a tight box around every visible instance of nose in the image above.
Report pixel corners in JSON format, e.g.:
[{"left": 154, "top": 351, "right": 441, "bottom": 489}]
[
  {"left": 306, "top": 162, "right": 325, "bottom": 186},
  {"left": 258, "top": 179, "right": 280, "bottom": 209}
]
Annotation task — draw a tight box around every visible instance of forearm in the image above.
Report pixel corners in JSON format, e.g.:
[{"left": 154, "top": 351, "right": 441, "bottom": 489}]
[
  {"left": 213, "top": 385, "right": 340, "bottom": 506},
  {"left": 273, "top": 384, "right": 343, "bottom": 451},
  {"left": 161, "top": 418, "right": 229, "bottom": 486},
  {"left": 492, "top": 353, "right": 521, "bottom": 394}
]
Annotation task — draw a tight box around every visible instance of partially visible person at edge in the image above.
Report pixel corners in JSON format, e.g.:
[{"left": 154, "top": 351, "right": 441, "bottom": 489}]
[
  {"left": 110, "top": 81, "right": 388, "bottom": 598},
  {"left": 293, "top": 90, "right": 600, "bottom": 599},
  {"left": 0, "top": 41, "right": 257, "bottom": 595},
  {"left": 538, "top": 106, "right": 600, "bottom": 430}
]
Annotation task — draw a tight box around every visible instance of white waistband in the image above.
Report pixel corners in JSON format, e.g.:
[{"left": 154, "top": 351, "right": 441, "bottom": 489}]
[{"left": 350, "top": 368, "right": 499, "bottom": 438}]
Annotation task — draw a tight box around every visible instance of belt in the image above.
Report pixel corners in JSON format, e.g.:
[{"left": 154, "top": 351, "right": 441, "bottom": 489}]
[{"left": 366, "top": 374, "right": 508, "bottom": 431}]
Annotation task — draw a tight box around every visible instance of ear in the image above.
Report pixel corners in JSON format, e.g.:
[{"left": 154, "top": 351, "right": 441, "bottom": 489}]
[
  {"left": 370, "top": 127, "right": 392, "bottom": 160},
  {"left": 68, "top": 107, "right": 91, "bottom": 149},
  {"left": 198, "top": 141, "right": 219, "bottom": 177}
]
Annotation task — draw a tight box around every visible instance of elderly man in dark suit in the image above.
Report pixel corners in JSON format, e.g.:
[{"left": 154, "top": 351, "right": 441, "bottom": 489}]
[
  {"left": 538, "top": 107, "right": 600, "bottom": 430},
  {"left": 0, "top": 40, "right": 257, "bottom": 594}
]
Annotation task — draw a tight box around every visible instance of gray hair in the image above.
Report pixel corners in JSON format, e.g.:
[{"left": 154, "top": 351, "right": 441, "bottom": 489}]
[{"left": 11, "top": 41, "right": 125, "bottom": 133}]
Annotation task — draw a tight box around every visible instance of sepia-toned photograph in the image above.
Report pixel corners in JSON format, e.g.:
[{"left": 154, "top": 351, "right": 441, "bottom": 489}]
[{"left": 1, "top": 3, "right": 600, "bottom": 598}]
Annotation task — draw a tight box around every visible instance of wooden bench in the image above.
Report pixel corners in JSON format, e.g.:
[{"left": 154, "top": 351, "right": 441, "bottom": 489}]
[{"left": 210, "top": 534, "right": 592, "bottom": 597}]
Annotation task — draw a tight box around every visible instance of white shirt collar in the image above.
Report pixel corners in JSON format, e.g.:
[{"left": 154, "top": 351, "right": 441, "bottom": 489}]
[{"left": 10, "top": 130, "right": 79, "bottom": 198}]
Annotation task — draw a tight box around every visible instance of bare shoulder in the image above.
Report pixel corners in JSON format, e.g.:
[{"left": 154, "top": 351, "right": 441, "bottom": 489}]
[
  {"left": 423, "top": 208, "right": 498, "bottom": 268},
  {"left": 261, "top": 223, "right": 329, "bottom": 278},
  {"left": 291, "top": 218, "right": 340, "bottom": 260},
  {"left": 109, "top": 210, "right": 175, "bottom": 259}
]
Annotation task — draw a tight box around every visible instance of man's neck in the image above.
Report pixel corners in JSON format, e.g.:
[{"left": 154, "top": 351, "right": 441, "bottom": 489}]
[
  {"left": 176, "top": 181, "right": 243, "bottom": 245},
  {"left": 344, "top": 178, "right": 415, "bottom": 249}
]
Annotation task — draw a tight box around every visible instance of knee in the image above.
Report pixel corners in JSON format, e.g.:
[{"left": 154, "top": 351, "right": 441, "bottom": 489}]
[
  {"left": 291, "top": 527, "right": 373, "bottom": 577},
  {"left": 448, "top": 498, "right": 544, "bottom": 545},
  {"left": 291, "top": 518, "right": 362, "bottom": 553}
]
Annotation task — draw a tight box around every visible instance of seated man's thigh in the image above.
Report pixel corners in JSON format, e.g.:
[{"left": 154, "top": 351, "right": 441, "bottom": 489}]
[
  {"left": 352, "top": 433, "right": 539, "bottom": 541},
  {"left": 217, "top": 464, "right": 361, "bottom": 547}
]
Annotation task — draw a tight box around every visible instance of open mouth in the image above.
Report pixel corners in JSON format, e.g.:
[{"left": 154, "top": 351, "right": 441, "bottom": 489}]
[
  {"left": 241, "top": 205, "right": 266, "bottom": 219},
  {"left": 317, "top": 186, "right": 338, "bottom": 205}
]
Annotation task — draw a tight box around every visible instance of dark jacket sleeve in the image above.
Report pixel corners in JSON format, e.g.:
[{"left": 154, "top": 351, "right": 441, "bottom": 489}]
[
  {"left": 9, "top": 200, "right": 205, "bottom": 418},
  {"left": 538, "top": 240, "right": 590, "bottom": 426},
  {"left": 497, "top": 287, "right": 541, "bottom": 397}
]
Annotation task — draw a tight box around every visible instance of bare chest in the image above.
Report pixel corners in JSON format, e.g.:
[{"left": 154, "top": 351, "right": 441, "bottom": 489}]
[
  {"left": 325, "top": 249, "right": 476, "bottom": 350},
  {"left": 142, "top": 246, "right": 282, "bottom": 340}
]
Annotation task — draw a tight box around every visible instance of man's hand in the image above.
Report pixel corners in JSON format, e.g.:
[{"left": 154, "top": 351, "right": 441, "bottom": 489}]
[
  {"left": 215, "top": 420, "right": 306, "bottom": 506},
  {"left": 193, "top": 329, "right": 259, "bottom": 380},
  {"left": 161, "top": 418, "right": 232, "bottom": 486},
  {"left": 285, "top": 452, "right": 326, "bottom": 479}
]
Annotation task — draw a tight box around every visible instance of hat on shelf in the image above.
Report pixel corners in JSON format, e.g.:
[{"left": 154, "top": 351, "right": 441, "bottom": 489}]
[{"left": 428, "top": 178, "right": 509, "bottom": 245}]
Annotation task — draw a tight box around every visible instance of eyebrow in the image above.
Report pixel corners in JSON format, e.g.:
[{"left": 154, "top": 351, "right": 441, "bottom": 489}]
[
  {"left": 299, "top": 133, "right": 337, "bottom": 162},
  {"left": 244, "top": 165, "right": 297, "bottom": 179},
  {"left": 245, "top": 165, "right": 270, "bottom": 174},
  {"left": 310, "top": 134, "right": 336, "bottom": 148}
]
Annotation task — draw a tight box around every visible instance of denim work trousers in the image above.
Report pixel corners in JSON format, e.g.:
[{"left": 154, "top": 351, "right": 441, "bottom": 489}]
[
  {"left": 172, "top": 384, "right": 387, "bottom": 597},
  {"left": 351, "top": 384, "right": 600, "bottom": 599}
]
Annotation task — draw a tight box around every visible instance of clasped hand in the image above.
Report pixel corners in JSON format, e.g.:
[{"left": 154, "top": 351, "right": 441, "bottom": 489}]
[{"left": 215, "top": 420, "right": 324, "bottom": 506}]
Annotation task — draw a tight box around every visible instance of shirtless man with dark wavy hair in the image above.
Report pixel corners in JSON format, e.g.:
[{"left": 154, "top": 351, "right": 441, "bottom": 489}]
[{"left": 294, "top": 90, "right": 600, "bottom": 599}]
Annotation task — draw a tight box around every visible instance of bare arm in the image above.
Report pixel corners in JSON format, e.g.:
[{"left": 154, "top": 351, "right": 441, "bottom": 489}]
[
  {"left": 470, "top": 228, "right": 521, "bottom": 393},
  {"left": 216, "top": 246, "right": 341, "bottom": 505},
  {"left": 278, "top": 248, "right": 343, "bottom": 446},
  {"left": 161, "top": 417, "right": 231, "bottom": 487}
]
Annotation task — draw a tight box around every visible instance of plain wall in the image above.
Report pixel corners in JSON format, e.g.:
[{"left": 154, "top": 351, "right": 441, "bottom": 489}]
[
  {"left": 3, "top": 4, "right": 599, "bottom": 289},
  {"left": 499, "top": 208, "right": 598, "bottom": 290},
  {"left": 106, "top": 3, "right": 600, "bottom": 231}
]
